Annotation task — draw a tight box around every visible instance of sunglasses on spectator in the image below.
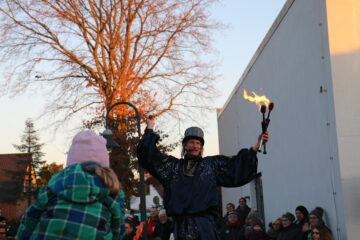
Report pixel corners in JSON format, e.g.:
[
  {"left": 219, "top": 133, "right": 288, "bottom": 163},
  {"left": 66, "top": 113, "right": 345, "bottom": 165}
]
[{"left": 312, "top": 231, "right": 320, "bottom": 235}]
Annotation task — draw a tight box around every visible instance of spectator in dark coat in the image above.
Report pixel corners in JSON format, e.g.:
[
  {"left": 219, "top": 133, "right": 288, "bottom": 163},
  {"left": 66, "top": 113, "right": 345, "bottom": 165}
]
[
  {"left": 153, "top": 209, "right": 173, "bottom": 240},
  {"left": 295, "top": 205, "right": 309, "bottom": 227},
  {"left": 236, "top": 198, "right": 251, "bottom": 226},
  {"left": 217, "top": 203, "right": 236, "bottom": 231},
  {"left": 220, "top": 211, "right": 245, "bottom": 240},
  {"left": 295, "top": 205, "right": 309, "bottom": 240},
  {"left": 305, "top": 208, "right": 332, "bottom": 239},
  {"left": 245, "top": 219, "right": 268, "bottom": 240},
  {"left": 266, "top": 218, "right": 281, "bottom": 240},
  {"left": 244, "top": 209, "right": 263, "bottom": 236},
  {"left": 277, "top": 212, "right": 303, "bottom": 240}
]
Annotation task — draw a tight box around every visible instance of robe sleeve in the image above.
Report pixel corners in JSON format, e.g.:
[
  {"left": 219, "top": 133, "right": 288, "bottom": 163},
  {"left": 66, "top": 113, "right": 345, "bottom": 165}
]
[
  {"left": 137, "top": 129, "right": 178, "bottom": 184},
  {"left": 212, "top": 147, "right": 258, "bottom": 187}
]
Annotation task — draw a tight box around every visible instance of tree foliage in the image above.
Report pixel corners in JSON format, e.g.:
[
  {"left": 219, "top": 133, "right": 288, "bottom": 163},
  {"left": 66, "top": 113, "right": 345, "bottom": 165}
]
[
  {"left": 37, "top": 162, "right": 64, "bottom": 189},
  {"left": 13, "top": 119, "right": 46, "bottom": 205},
  {"left": 0, "top": 0, "right": 219, "bottom": 197},
  {"left": 0, "top": 0, "right": 218, "bottom": 123}
]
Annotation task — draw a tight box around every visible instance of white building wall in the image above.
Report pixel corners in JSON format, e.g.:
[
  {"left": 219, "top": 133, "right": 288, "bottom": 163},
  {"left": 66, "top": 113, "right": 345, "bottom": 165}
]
[
  {"left": 218, "top": 0, "right": 346, "bottom": 238},
  {"left": 326, "top": 1, "right": 360, "bottom": 239},
  {"left": 130, "top": 184, "right": 163, "bottom": 210}
]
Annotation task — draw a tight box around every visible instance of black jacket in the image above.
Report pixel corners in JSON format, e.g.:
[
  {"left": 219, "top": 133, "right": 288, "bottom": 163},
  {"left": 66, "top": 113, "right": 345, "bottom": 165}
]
[
  {"left": 277, "top": 224, "right": 303, "bottom": 240},
  {"left": 220, "top": 223, "right": 245, "bottom": 240},
  {"left": 153, "top": 220, "right": 173, "bottom": 240}
]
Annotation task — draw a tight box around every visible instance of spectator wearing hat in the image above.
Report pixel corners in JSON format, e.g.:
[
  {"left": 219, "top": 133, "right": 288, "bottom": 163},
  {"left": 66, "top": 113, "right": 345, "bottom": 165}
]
[
  {"left": 16, "top": 130, "right": 125, "bottom": 240},
  {"left": 220, "top": 211, "right": 245, "bottom": 240},
  {"left": 305, "top": 207, "right": 332, "bottom": 239},
  {"left": 266, "top": 218, "right": 282, "bottom": 240},
  {"left": 277, "top": 212, "right": 303, "bottom": 240},
  {"left": 137, "top": 118, "right": 269, "bottom": 240},
  {"left": 295, "top": 205, "right": 309, "bottom": 227},
  {"left": 295, "top": 205, "right": 309, "bottom": 240},
  {"left": 236, "top": 198, "right": 251, "bottom": 226},
  {"left": 244, "top": 219, "right": 268, "bottom": 240},
  {"left": 217, "top": 203, "right": 236, "bottom": 231},
  {"left": 244, "top": 209, "right": 263, "bottom": 236}
]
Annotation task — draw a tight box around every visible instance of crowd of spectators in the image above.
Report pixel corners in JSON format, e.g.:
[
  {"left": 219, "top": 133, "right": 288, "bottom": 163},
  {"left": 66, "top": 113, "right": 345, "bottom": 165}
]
[
  {"left": 217, "top": 198, "right": 334, "bottom": 240},
  {"left": 124, "top": 207, "right": 174, "bottom": 240},
  {"left": 124, "top": 198, "right": 334, "bottom": 240}
]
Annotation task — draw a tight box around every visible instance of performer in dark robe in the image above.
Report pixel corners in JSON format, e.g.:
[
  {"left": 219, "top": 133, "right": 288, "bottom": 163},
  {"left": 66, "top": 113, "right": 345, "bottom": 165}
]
[{"left": 137, "top": 118, "right": 268, "bottom": 240}]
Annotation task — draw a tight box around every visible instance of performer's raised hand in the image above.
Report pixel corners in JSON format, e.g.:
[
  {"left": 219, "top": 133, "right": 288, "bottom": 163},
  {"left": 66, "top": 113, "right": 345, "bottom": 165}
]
[
  {"left": 252, "top": 131, "right": 269, "bottom": 152},
  {"left": 146, "top": 117, "right": 155, "bottom": 129}
]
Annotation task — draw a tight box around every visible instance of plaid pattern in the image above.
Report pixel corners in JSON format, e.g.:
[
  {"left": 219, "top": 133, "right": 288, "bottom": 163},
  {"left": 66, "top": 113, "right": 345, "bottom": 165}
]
[{"left": 16, "top": 164, "right": 125, "bottom": 240}]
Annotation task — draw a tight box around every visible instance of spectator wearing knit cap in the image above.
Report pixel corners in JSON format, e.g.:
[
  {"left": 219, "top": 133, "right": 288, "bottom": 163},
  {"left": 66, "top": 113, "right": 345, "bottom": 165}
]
[
  {"left": 277, "top": 212, "right": 303, "bottom": 240},
  {"left": 220, "top": 211, "right": 245, "bottom": 240},
  {"left": 267, "top": 218, "right": 282, "bottom": 240},
  {"left": 309, "top": 208, "right": 323, "bottom": 227},
  {"left": 244, "top": 209, "right": 263, "bottom": 238},
  {"left": 295, "top": 205, "right": 309, "bottom": 227},
  {"left": 245, "top": 218, "right": 268, "bottom": 240},
  {"left": 16, "top": 130, "right": 125, "bottom": 240},
  {"left": 306, "top": 207, "right": 332, "bottom": 239}
]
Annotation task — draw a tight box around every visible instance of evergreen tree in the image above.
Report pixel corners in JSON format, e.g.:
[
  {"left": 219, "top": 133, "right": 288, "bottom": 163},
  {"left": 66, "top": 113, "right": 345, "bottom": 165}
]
[{"left": 13, "top": 119, "right": 45, "bottom": 205}]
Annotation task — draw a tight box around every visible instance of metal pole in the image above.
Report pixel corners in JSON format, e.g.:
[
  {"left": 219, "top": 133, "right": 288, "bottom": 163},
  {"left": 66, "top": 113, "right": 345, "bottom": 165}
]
[{"left": 105, "top": 101, "right": 147, "bottom": 240}]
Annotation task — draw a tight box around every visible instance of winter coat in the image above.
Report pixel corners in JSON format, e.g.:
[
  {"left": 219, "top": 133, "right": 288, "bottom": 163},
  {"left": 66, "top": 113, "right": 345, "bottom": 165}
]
[
  {"left": 137, "top": 129, "right": 258, "bottom": 240},
  {"left": 245, "top": 230, "right": 268, "bottom": 240},
  {"left": 277, "top": 224, "right": 303, "bottom": 240},
  {"left": 147, "top": 216, "right": 159, "bottom": 238},
  {"left": 16, "top": 164, "right": 125, "bottom": 240},
  {"left": 153, "top": 219, "right": 174, "bottom": 240},
  {"left": 236, "top": 205, "right": 251, "bottom": 225},
  {"left": 266, "top": 228, "right": 280, "bottom": 240},
  {"left": 220, "top": 222, "right": 245, "bottom": 240}
]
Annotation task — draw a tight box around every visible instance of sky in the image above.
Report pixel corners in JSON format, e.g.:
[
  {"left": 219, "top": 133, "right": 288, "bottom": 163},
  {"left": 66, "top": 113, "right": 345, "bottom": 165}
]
[{"left": 0, "top": 0, "right": 287, "bottom": 165}]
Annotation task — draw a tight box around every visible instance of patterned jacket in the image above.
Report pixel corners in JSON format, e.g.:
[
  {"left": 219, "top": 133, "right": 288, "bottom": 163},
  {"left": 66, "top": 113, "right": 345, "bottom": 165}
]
[{"left": 17, "top": 163, "right": 125, "bottom": 240}]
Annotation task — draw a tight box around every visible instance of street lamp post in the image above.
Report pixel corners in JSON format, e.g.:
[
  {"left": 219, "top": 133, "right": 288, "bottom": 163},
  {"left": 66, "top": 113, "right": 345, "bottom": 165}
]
[{"left": 102, "top": 101, "right": 147, "bottom": 239}]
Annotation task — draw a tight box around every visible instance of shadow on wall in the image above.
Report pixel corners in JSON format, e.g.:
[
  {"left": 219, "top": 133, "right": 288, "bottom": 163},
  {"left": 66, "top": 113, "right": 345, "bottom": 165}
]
[{"left": 341, "top": 177, "right": 360, "bottom": 238}]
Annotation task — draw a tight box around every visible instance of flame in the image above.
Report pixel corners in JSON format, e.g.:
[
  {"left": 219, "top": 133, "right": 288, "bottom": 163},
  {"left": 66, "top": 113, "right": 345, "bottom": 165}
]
[{"left": 243, "top": 89, "right": 270, "bottom": 110}]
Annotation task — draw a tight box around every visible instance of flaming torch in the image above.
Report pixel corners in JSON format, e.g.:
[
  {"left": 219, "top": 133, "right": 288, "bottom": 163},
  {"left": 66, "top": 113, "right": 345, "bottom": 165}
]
[{"left": 243, "top": 90, "right": 274, "bottom": 154}]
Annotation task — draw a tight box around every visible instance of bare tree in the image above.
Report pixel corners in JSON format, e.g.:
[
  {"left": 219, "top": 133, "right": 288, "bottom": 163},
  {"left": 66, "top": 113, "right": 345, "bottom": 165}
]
[
  {"left": 0, "top": 0, "right": 218, "bottom": 125},
  {"left": 0, "top": 0, "right": 219, "bottom": 198}
]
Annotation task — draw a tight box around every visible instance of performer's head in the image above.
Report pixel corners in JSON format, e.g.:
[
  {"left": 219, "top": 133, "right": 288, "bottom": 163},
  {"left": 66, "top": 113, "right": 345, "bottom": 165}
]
[{"left": 181, "top": 126, "right": 204, "bottom": 157}]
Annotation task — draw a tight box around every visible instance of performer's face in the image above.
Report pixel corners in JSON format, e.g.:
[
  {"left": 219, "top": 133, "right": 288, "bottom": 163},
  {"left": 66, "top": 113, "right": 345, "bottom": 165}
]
[{"left": 184, "top": 139, "right": 203, "bottom": 157}]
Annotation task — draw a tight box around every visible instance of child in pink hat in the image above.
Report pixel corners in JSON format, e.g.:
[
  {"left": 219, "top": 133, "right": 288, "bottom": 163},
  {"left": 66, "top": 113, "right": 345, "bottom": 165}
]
[{"left": 17, "top": 130, "right": 125, "bottom": 239}]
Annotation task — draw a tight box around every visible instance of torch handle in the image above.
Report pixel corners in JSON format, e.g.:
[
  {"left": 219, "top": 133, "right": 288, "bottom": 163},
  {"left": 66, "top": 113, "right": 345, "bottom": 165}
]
[{"left": 261, "top": 119, "right": 270, "bottom": 154}]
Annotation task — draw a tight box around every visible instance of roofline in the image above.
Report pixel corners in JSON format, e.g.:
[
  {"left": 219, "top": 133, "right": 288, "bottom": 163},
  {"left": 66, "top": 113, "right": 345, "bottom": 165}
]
[
  {"left": 217, "top": 0, "right": 296, "bottom": 118},
  {"left": 0, "top": 152, "right": 34, "bottom": 156}
]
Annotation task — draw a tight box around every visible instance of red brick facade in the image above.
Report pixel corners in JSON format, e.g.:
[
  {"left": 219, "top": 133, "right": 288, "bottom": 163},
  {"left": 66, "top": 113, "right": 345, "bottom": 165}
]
[{"left": 0, "top": 153, "right": 32, "bottom": 221}]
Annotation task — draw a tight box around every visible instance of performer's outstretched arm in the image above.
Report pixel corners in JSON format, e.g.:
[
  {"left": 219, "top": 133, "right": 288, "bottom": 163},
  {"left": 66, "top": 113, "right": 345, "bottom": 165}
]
[
  {"left": 137, "top": 118, "right": 177, "bottom": 184},
  {"left": 213, "top": 131, "right": 268, "bottom": 187}
]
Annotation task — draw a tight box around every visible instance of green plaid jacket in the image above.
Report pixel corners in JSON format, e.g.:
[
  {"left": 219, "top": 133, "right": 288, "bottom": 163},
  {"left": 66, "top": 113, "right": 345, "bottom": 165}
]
[{"left": 17, "top": 164, "right": 125, "bottom": 240}]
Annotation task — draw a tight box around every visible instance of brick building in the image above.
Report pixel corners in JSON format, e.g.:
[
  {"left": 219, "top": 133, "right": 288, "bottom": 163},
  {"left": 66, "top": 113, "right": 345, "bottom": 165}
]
[{"left": 0, "top": 153, "right": 33, "bottom": 221}]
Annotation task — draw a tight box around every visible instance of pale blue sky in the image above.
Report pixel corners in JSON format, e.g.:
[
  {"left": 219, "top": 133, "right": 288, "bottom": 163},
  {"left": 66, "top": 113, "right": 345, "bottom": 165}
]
[{"left": 0, "top": 0, "right": 286, "bottom": 164}]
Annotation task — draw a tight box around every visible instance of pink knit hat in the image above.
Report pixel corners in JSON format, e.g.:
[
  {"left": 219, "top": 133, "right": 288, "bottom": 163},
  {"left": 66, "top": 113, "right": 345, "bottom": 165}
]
[{"left": 66, "top": 130, "right": 109, "bottom": 167}]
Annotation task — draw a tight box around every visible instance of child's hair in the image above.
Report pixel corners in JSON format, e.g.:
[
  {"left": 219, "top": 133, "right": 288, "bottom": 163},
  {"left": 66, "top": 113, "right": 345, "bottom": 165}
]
[
  {"left": 95, "top": 167, "right": 122, "bottom": 195},
  {"left": 82, "top": 162, "right": 122, "bottom": 194}
]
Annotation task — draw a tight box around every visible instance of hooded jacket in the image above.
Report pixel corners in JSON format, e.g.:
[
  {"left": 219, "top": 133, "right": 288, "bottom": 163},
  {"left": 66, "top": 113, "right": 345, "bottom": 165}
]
[{"left": 17, "top": 164, "right": 125, "bottom": 240}]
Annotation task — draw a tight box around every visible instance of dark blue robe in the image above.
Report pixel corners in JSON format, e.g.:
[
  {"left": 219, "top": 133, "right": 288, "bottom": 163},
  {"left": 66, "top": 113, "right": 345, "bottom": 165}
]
[{"left": 137, "top": 129, "right": 258, "bottom": 240}]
